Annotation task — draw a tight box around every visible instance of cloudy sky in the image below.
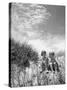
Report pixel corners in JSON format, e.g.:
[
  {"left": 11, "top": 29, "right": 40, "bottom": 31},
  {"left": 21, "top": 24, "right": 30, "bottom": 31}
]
[{"left": 11, "top": 3, "right": 65, "bottom": 55}]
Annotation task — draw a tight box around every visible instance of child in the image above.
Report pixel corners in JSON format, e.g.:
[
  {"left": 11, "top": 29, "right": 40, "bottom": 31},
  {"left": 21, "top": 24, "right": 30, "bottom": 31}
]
[
  {"left": 41, "top": 51, "right": 49, "bottom": 72},
  {"left": 49, "top": 52, "right": 59, "bottom": 72}
]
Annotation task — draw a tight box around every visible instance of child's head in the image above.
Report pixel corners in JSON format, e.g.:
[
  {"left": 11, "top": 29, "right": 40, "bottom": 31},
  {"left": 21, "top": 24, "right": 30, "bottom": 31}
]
[
  {"left": 41, "top": 51, "right": 46, "bottom": 58},
  {"left": 49, "top": 52, "right": 55, "bottom": 59}
]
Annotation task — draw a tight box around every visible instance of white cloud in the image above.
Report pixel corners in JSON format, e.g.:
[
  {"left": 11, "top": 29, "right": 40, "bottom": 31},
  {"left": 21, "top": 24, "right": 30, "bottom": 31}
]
[{"left": 28, "top": 34, "right": 65, "bottom": 55}]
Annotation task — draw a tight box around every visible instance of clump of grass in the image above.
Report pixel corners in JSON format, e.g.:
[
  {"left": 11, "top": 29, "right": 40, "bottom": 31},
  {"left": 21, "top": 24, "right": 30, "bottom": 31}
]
[{"left": 10, "top": 39, "right": 39, "bottom": 68}]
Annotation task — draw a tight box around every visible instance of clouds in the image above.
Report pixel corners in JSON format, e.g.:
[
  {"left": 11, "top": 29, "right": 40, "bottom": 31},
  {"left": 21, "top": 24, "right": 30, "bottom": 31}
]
[
  {"left": 11, "top": 3, "right": 65, "bottom": 56},
  {"left": 11, "top": 3, "right": 50, "bottom": 26},
  {"left": 28, "top": 34, "right": 65, "bottom": 55},
  {"left": 11, "top": 3, "right": 51, "bottom": 40}
]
